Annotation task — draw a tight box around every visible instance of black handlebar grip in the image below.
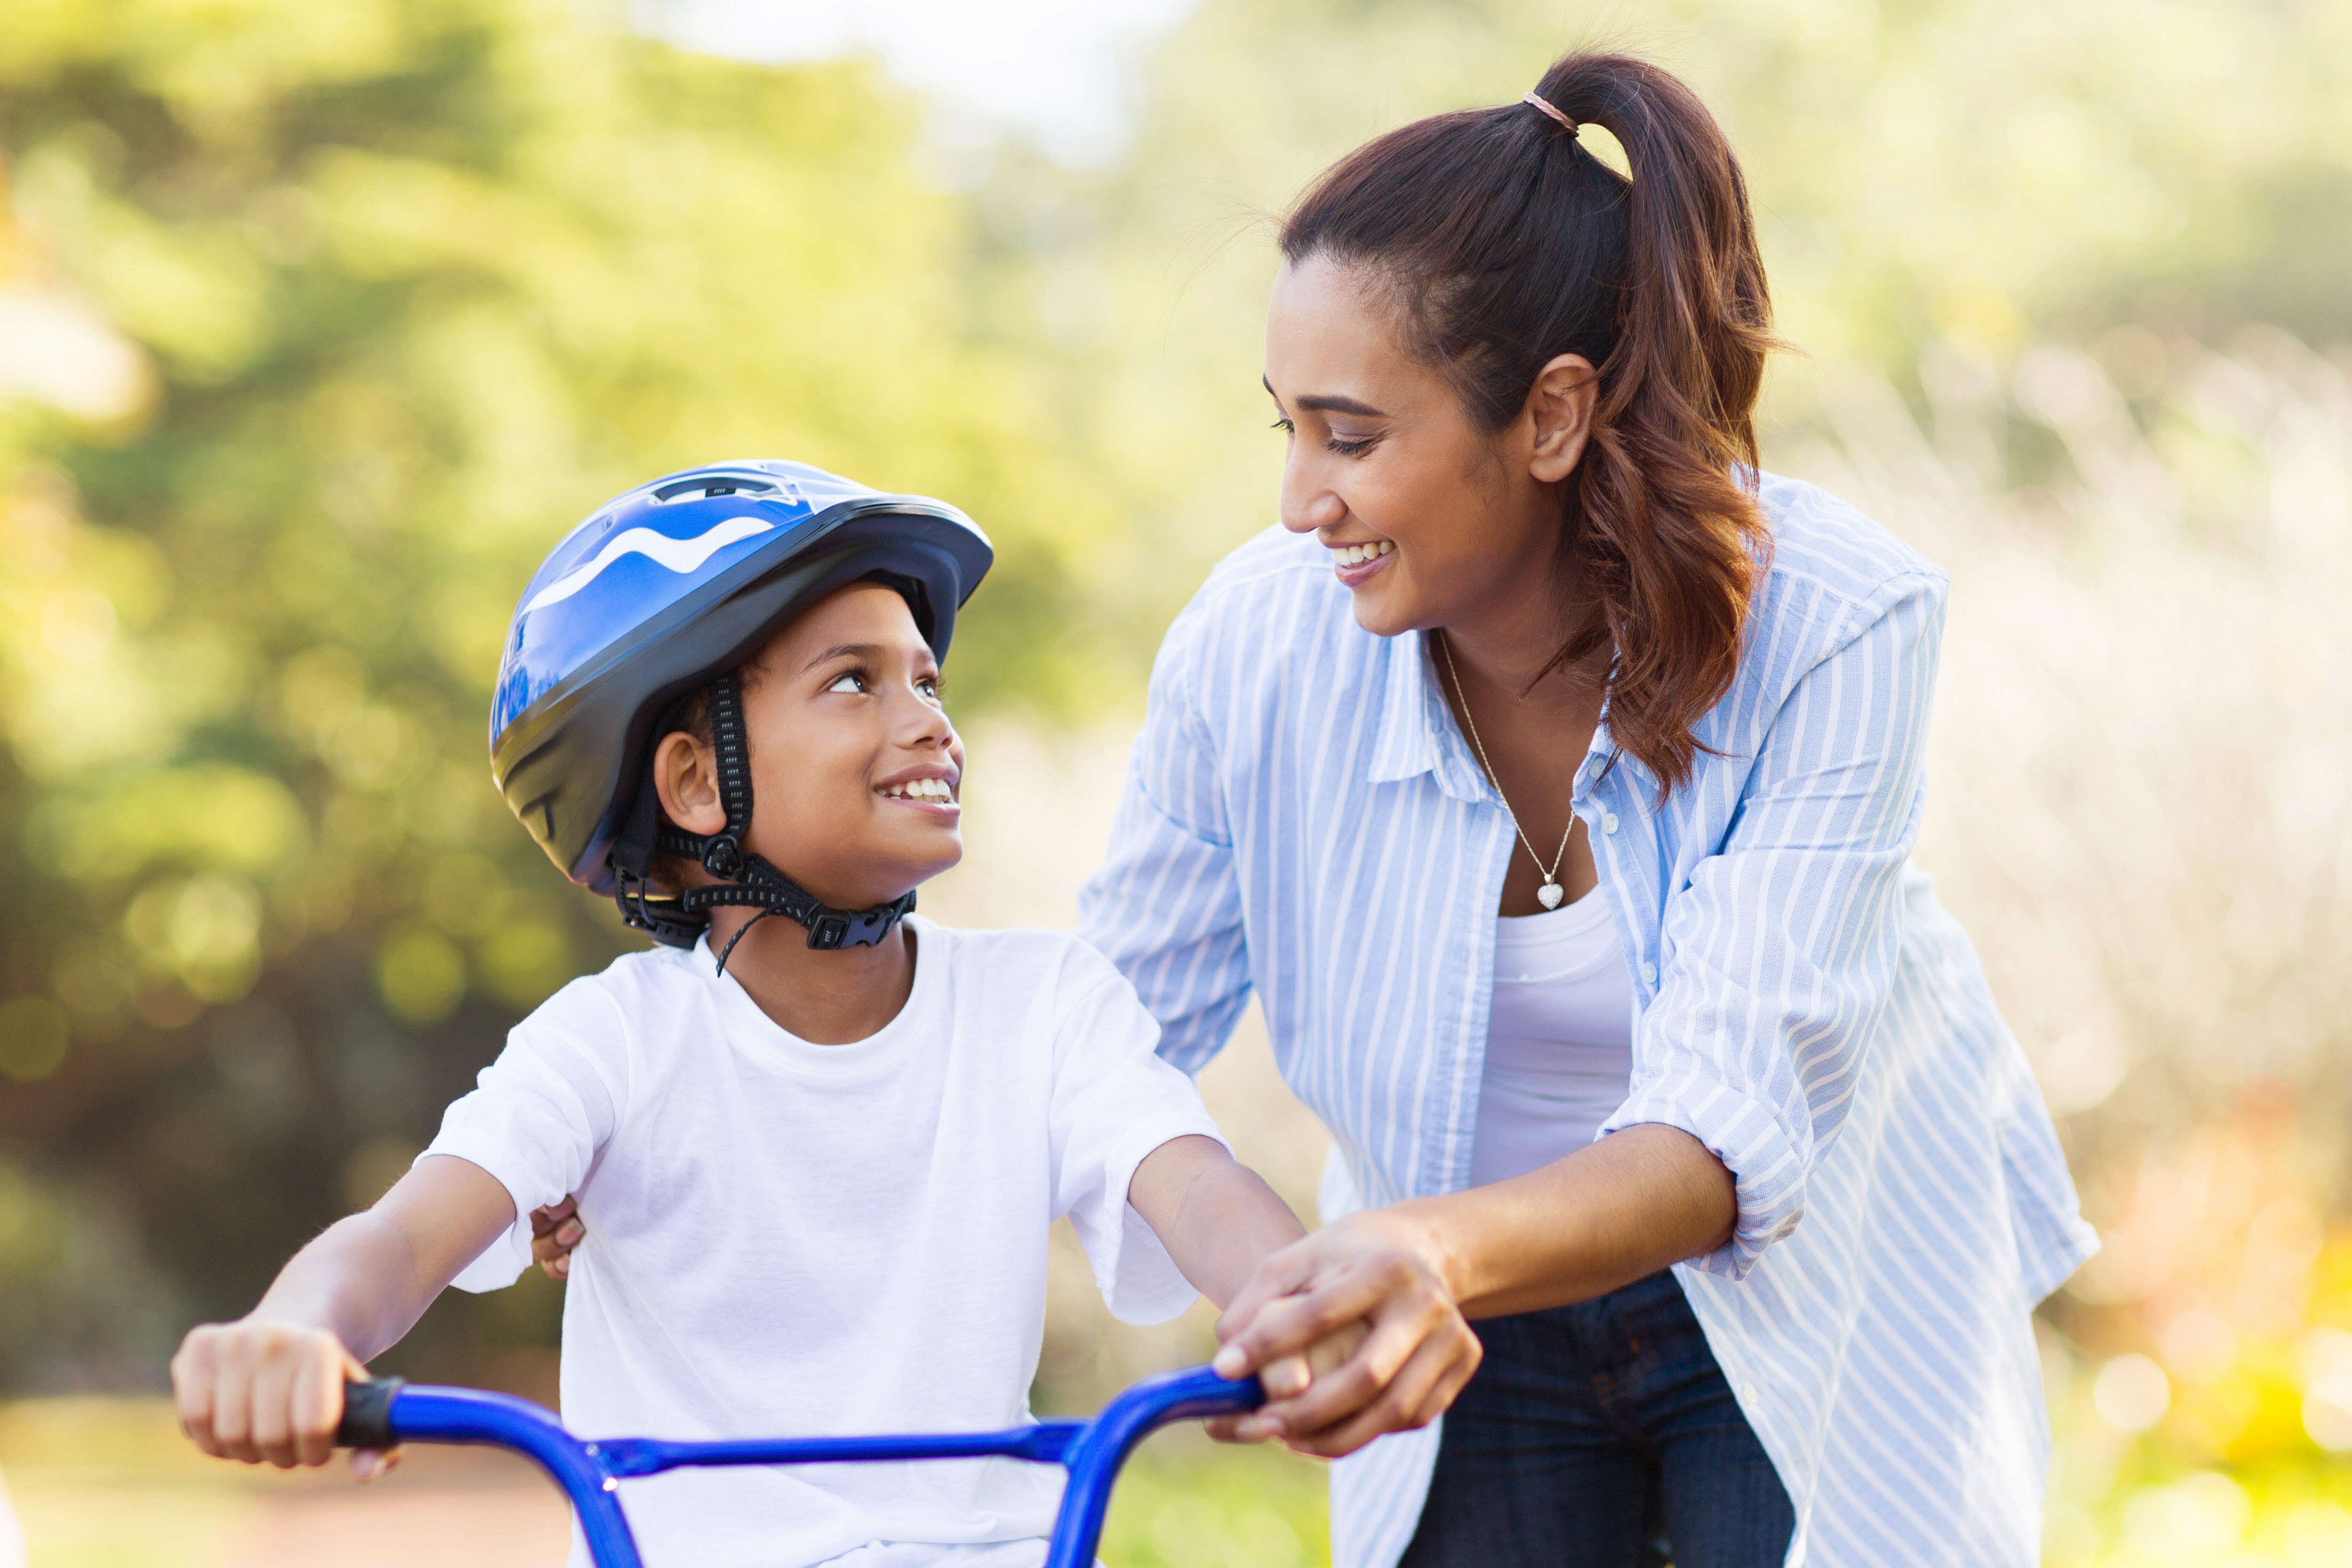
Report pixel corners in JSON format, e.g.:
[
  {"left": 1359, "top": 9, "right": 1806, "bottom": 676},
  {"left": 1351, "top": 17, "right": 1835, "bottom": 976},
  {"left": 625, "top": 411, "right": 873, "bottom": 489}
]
[{"left": 335, "top": 1376, "right": 406, "bottom": 1449}]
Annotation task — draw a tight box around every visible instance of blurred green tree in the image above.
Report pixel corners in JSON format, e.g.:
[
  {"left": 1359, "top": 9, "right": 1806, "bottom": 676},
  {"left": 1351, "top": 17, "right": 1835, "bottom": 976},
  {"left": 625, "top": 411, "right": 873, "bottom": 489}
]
[{"left": 0, "top": 0, "right": 1122, "bottom": 1388}]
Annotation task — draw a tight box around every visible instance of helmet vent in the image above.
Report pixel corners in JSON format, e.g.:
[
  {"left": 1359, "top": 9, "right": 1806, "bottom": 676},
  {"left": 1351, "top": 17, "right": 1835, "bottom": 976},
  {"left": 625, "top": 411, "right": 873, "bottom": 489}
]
[{"left": 653, "top": 474, "right": 781, "bottom": 504}]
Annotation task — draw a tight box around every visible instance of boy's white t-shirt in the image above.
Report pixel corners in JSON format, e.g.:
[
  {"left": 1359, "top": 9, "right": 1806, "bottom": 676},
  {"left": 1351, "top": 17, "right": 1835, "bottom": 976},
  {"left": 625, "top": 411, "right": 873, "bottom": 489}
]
[{"left": 420, "top": 915, "right": 1224, "bottom": 1568}]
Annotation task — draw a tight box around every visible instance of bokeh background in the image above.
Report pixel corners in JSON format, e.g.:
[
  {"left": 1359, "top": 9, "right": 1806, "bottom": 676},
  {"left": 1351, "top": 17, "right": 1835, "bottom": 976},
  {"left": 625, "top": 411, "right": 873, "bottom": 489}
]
[{"left": 1, "top": 0, "right": 2348, "bottom": 1563}]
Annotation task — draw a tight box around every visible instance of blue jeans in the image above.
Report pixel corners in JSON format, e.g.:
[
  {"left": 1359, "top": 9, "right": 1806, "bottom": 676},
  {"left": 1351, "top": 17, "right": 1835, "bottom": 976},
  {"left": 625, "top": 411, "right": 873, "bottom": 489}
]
[{"left": 1398, "top": 1270, "right": 1794, "bottom": 1568}]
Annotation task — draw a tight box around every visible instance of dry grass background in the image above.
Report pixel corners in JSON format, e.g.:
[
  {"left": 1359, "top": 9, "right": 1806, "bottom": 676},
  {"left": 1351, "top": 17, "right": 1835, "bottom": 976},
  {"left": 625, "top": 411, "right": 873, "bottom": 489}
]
[{"left": 1780, "top": 332, "right": 2352, "bottom": 1565}]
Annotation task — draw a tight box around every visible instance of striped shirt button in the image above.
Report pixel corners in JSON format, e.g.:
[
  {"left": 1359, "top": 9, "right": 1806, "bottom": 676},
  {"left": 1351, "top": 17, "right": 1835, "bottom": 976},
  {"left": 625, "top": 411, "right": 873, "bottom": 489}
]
[
  {"left": 1602, "top": 811, "right": 1620, "bottom": 834},
  {"left": 1639, "top": 961, "right": 1658, "bottom": 985}
]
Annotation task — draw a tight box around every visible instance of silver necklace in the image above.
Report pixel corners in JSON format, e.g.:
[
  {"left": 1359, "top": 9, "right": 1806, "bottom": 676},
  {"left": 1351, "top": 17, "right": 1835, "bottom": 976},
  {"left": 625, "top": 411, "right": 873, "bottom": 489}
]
[{"left": 1436, "top": 630, "right": 1576, "bottom": 909}]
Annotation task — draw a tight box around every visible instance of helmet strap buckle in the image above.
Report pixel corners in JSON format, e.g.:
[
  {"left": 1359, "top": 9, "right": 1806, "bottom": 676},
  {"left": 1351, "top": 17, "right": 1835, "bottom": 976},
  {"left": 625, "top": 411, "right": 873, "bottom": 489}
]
[{"left": 701, "top": 834, "right": 743, "bottom": 880}]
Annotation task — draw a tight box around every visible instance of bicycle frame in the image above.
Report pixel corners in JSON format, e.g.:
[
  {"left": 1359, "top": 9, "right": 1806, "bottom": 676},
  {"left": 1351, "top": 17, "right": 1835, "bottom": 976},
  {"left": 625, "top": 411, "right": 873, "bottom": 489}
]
[{"left": 336, "top": 1363, "right": 1265, "bottom": 1568}]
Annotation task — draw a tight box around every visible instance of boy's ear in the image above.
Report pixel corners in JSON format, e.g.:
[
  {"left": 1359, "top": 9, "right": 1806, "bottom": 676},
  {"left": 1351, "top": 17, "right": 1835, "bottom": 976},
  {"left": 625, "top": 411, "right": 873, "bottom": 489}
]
[{"left": 651, "top": 731, "right": 728, "bottom": 838}]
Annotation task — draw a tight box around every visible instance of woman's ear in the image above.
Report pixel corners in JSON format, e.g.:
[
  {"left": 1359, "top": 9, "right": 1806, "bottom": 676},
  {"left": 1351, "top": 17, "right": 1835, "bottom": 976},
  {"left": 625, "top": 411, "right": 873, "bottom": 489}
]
[
  {"left": 1524, "top": 353, "right": 1599, "bottom": 484},
  {"left": 652, "top": 731, "right": 727, "bottom": 837}
]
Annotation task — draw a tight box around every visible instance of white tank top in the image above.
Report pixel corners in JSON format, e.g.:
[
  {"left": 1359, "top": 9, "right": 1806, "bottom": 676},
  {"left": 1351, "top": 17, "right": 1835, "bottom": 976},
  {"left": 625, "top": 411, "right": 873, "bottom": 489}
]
[{"left": 1468, "top": 890, "right": 1637, "bottom": 1188}]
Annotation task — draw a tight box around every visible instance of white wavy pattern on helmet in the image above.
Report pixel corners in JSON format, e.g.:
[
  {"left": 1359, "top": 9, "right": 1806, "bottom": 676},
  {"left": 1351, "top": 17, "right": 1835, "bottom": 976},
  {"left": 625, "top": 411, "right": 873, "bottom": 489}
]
[{"left": 522, "top": 514, "right": 777, "bottom": 616}]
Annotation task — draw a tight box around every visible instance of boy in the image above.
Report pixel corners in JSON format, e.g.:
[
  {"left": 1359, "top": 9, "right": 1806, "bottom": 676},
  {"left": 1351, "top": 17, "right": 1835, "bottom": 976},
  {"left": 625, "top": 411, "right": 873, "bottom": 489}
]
[{"left": 171, "top": 463, "right": 1317, "bottom": 1568}]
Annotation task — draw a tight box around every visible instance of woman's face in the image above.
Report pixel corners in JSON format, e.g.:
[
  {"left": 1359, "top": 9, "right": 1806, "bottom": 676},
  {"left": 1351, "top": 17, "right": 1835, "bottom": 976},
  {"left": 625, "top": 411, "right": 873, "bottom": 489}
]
[{"left": 1263, "top": 253, "right": 1584, "bottom": 639}]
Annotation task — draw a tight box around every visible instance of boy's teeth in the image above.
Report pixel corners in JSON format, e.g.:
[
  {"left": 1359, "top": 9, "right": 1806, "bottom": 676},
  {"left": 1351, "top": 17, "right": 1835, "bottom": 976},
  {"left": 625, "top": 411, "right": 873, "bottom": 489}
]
[
  {"left": 1333, "top": 540, "right": 1394, "bottom": 567},
  {"left": 884, "top": 779, "right": 952, "bottom": 800}
]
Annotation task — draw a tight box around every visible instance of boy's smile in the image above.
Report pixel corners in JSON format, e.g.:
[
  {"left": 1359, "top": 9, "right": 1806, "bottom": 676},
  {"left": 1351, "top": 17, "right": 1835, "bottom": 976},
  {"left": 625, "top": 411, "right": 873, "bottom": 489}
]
[{"left": 874, "top": 764, "right": 959, "bottom": 813}]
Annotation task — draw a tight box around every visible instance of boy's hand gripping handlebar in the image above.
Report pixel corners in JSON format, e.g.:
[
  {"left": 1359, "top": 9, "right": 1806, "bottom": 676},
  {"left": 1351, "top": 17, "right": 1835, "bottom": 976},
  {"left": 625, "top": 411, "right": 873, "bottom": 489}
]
[{"left": 334, "top": 1364, "right": 1266, "bottom": 1568}]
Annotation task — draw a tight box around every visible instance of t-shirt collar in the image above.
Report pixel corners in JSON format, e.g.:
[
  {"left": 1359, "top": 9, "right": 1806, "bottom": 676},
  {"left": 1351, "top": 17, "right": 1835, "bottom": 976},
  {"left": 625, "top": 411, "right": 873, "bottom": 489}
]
[{"left": 692, "top": 914, "right": 940, "bottom": 1076}]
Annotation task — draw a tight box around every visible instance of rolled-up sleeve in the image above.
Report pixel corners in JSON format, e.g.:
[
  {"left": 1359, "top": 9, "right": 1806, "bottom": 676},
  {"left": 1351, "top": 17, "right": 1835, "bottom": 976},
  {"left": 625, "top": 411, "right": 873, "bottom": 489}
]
[
  {"left": 425, "top": 983, "right": 625, "bottom": 1292},
  {"left": 1603, "top": 571, "right": 1947, "bottom": 1278},
  {"left": 1046, "top": 949, "right": 1232, "bottom": 1324},
  {"left": 1077, "top": 595, "right": 1255, "bottom": 1075}
]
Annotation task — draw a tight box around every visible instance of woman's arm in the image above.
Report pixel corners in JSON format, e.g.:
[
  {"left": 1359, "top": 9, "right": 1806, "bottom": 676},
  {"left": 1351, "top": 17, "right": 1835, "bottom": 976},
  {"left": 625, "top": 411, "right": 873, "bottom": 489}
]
[
  {"left": 1409, "top": 1123, "right": 1735, "bottom": 1317},
  {"left": 170, "top": 1155, "right": 516, "bottom": 1472},
  {"left": 1208, "top": 1126, "right": 1728, "bottom": 1452},
  {"left": 1077, "top": 589, "right": 1261, "bottom": 1075}
]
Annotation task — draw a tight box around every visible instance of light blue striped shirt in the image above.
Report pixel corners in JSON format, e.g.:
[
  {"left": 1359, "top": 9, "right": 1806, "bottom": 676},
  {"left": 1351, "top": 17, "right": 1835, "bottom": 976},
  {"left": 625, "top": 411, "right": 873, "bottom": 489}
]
[{"left": 1077, "top": 473, "right": 2098, "bottom": 1568}]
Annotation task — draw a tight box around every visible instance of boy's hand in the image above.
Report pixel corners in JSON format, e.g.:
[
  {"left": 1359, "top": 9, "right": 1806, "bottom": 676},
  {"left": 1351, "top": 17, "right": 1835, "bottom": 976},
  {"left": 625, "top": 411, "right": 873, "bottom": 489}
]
[
  {"left": 166, "top": 1156, "right": 515, "bottom": 1482},
  {"left": 1208, "top": 1314, "right": 1369, "bottom": 1445},
  {"left": 171, "top": 1319, "right": 399, "bottom": 1479}
]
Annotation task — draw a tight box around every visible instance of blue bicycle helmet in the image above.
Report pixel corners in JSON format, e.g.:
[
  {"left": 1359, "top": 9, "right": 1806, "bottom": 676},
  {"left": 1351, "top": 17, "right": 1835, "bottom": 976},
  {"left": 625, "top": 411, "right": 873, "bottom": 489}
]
[{"left": 491, "top": 459, "right": 992, "bottom": 954}]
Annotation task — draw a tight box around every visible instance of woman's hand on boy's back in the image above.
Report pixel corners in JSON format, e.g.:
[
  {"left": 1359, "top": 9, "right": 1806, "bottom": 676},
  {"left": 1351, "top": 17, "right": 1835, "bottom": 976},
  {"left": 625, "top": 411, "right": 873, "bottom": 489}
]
[
  {"left": 171, "top": 1319, "right": 395, "bottom": 1478},
  {"left": 530, "top": 1195, "right": 584, "bottom": 1280}
]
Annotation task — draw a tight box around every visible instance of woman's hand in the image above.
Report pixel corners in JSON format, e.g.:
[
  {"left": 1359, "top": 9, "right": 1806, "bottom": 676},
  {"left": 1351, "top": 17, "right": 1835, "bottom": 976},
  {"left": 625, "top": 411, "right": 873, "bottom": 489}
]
[
  {"left": 1205, "top": 1209, "right": 1482, "bottom": 1459},
  {"left": 530, "top": 1196, "right": 584, "bottom": 1280},
  {"left": 1205, "top": 1317, "right": 1369, "bottom": 1446}
]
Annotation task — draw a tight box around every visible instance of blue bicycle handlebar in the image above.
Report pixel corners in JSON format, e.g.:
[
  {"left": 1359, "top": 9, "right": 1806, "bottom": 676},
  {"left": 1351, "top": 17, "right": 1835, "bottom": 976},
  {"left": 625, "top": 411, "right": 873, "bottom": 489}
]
[{"left": 336, "top": 1365, "right": 1265, "bottom": 1568}]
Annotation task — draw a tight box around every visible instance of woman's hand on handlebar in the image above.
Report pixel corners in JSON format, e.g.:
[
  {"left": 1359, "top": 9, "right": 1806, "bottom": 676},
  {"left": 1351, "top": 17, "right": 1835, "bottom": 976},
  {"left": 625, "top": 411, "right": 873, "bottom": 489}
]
[
  {"left": 1206, "top": 1208, "right": 1482, "bottom": 1459},
  {"left": 170, "top": 1319, "right": 401, "bottom": 1479},
  {"left": 1204, "top": 1317, "right": 1369, "bottom": 1446},
  {"left": 531, "top": 1195, "right": 585, "bottom": 1280}
]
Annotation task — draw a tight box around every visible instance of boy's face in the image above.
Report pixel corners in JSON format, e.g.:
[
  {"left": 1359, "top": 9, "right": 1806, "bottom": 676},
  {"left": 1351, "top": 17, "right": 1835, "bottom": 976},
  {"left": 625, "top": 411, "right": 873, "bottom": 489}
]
[{"left": 657, "top": 583, "right": 964, "bottom": 909}]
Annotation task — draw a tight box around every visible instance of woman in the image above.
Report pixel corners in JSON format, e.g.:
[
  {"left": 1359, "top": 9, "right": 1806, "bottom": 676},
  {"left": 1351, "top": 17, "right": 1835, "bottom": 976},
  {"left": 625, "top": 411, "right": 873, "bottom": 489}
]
[
  {"left": 1075, "top": 49, "right": 2093, "bottom": 1568},
  {"left": 542, "top": 51, "right": 2095, "bottom": 1568}
]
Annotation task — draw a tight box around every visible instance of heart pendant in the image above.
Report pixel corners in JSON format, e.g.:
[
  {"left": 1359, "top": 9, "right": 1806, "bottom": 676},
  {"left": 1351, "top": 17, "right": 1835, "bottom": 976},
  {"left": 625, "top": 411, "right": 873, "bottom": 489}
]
[{"left": 1537, "top": 880, "right": 1565, "bottom": 909}]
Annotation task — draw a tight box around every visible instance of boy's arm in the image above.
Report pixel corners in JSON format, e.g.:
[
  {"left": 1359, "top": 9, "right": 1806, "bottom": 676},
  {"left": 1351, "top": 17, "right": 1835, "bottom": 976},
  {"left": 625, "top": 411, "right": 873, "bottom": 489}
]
[
  {"left": 171, "top": 1154, "right": 516, "bottom": 1472},
  {"left": 1126, "top": 1135, "right": 1305, "bottom": 1311},
  {"left": 1127, "top": 1135, "right": 1364, "bottom": 1415}
]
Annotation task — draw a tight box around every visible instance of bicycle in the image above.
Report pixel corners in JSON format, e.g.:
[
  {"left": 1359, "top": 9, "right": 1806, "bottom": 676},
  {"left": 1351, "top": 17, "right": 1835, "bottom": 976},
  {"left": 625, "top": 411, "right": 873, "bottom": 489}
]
[{"left": 333, "top": 1363, "right": 1267, "bottom": 1568}]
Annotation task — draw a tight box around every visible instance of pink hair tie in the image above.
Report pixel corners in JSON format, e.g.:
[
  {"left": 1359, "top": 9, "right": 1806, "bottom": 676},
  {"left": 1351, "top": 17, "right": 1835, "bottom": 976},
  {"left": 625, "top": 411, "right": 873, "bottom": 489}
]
[{"left": 1522, "top": 92, "right": 1579, "bottom": 134}]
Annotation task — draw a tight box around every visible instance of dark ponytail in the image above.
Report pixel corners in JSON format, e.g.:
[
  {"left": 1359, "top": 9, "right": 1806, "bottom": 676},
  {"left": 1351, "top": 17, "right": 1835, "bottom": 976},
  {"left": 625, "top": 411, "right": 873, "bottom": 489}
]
[{"left": 1281, "top": 52, "right": 1775, "bottom": 795}]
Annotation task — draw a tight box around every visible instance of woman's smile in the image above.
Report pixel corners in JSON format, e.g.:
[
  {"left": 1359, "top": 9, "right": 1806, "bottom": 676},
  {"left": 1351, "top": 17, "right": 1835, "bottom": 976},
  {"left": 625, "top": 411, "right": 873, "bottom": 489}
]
[{"left": 1328, "top": 536, "right": 1396, "bottom": 586}]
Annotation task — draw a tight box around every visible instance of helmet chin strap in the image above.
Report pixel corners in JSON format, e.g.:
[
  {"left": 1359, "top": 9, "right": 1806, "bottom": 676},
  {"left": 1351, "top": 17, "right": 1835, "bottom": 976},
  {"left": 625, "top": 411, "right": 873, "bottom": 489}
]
[{"left": 612, "top": 671, "right": 915, "bottom": 973}]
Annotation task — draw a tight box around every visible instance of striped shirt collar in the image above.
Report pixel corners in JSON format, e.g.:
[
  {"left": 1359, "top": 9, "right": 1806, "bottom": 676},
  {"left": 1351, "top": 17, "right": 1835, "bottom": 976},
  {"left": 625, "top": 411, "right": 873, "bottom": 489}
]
[
  {"left": 1369, "top": 622, "right": 1620, "bottom": 800},
  {"left": 1367, "top": 626, "right": 1460, "bottom": 788}
]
